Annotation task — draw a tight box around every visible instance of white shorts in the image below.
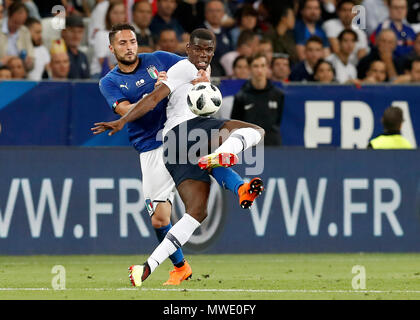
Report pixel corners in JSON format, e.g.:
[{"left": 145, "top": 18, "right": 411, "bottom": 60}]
[{"left": 139, "top": 145, "right": 175, "bottom": 216}]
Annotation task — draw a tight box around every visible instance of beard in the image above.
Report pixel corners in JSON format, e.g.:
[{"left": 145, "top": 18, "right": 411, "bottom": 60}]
[{"left": 116, "top": 52, "right": 138, "bottom": 66}]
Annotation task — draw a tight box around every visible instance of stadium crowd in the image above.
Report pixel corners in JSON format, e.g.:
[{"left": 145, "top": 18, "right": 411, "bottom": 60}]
[{"left": 0, "top": 0, "right": 420, "bottom": 84}]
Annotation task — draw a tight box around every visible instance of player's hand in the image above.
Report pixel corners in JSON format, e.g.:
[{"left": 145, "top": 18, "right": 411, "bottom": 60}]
[
  {"left": 155, "top": 71, "right": 168, "bottom": 88},
  {"left": 91, "top": 119, "right": 125, "bottom": 136},
  {"left": 191, "top": 69, "right": 210, "bottom": 85}
]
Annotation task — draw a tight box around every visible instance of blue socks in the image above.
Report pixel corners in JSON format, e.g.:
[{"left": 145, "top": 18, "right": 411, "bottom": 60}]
[
  {"left": 154, "top": 223, "right": 185, "bottom": 266},
  {"left": 211, "top": 166, "right": 244, "bottom": 195}
]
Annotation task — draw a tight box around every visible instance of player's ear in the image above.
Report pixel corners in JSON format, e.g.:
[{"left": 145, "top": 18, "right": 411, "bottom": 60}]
[{"left": 109, "top": 44, "right": 114, "bottom": 54}]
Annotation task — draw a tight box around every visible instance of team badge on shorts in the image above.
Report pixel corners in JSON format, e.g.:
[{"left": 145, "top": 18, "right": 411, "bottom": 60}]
[
  {"left": 145, "top": 198, "right": 154, "bottom": 216},
  {"left": 147, "top": 65, "right": 159, "bottom": 79}
]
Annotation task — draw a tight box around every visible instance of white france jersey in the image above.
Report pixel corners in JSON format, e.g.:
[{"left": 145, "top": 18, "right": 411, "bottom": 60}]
[{"left": 161, "top": 59, "right": 210, "bottom": 136}]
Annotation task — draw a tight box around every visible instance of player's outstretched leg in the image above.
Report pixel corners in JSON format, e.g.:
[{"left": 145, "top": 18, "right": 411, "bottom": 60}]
[
  {"left": 129, "top": 180, "right": 209, "bottom": 287},
  {"left": 210, "top": 166, "right": 264, "bottom": 209},
  {"left": 150, "top": 202, "right": 192, "bottom": 285}
]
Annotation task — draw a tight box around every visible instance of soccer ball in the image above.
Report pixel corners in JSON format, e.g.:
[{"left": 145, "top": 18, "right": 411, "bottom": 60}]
[{"left": 187, "top": 82, "right": 223, "bottom": 116}]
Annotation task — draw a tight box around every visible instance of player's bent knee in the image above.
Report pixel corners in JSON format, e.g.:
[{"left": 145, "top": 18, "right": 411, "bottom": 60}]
[{"left": 188, "top": 207, "right": 207, "bottom": 223}]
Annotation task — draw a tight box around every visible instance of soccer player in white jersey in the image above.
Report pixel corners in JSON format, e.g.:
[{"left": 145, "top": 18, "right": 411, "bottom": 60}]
[{"left": 92, "top": 28, "right": 265, "bottom": 286}]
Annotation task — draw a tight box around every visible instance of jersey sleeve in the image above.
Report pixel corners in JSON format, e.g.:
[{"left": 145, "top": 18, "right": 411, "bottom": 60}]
[
  {"left": 153, "top": 50, "right": 185, "bottom": 71},
  {"left": 161, "top": 60, "right": 194, "bottom": 93},
  {"left": 99, "top": 76, "right": 129, "bottom": 112}
]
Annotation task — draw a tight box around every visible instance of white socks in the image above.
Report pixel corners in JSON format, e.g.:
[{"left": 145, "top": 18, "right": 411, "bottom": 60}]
[
  {"left": 215, "top": 128, "right": 262, "bottom": 155},
  {"left": 147, "top": 214, "right": 201, "bottom": 273}
]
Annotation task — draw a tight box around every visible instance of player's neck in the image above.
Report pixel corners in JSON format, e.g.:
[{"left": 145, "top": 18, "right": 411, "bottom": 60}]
[{"left": 118, "top": 58, "right": 140, "bottom": 73}]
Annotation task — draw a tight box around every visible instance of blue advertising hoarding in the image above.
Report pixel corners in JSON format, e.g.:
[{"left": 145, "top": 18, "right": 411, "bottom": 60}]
[
  {"left": 0, "top": 81, "right": 418, "bottom": 148},
  {"left": 0, "top": 147, "right": 419, "bottom": 254}
]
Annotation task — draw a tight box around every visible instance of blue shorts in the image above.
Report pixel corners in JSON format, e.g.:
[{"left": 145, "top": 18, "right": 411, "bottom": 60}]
[{"left": 163, "top": 117, "right": 227, "bottom": 187}]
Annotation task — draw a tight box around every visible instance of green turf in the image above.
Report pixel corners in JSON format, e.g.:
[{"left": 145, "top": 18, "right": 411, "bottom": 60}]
[{"left": 0, "top": 253, "right": 419, "bottom": 300}]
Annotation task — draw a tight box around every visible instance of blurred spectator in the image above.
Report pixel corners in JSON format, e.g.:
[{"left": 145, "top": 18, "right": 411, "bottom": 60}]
[
  {"left": 25, "top": 17, "right": 50, "bottom": 80},
  {"left": 91, "top": 0, "right": 126, "bottom": 78},
  {"left": 368, "top": 106, "right": 413, "bottom": 149},
  {"left": 295, "top": 0, "right": 330, "bottom": 61},
  {"left": 0, "top": 1, "right": 34, "bottom": 71},
  {"left": 363, "top": 60, "right": 388, "bottom": 82},
  {"left": 393, "top": 56, "right": 420, "bottom": 82},
  {"left": 150, "top": 0, "right": 186, "bottom": 41},
  {"left": 322, "top": 0, "right": 369, "bottom": 65},
  {"left": 257, "top": 37, "right": 273, "bottom": 66},
  {"left": 362, "top": 0, "right": 390, "bottom": 35},
  {"left": 229, "top": 4, "right": 258, "bottom": 48},
  {"left": 61, "top": 15, "right": 90, "bottom": 79},
  {"left": 266, "top": 5, "right": 299, "bottom": 66},
  {"left": 231, "top": 53, "right": 285, "bottom": 146},
  {"left": 271, "top": 53, "right": 291, "bottom": 83},
  {"left": 173, "top": 0, "right": 205, "bottom": 34},
  {"left": 357, "top": 29, "right": 404, "bottom": 80},
  {"left": 290, "top": 35, "right": 324, "bottom": 81},
  {"left": 0, "top": 1, "right": 3, "bottom": 20},
  {"left": 326, "top": 29, "right": 358, "bottom": 83},
  {"left": 220, "top": 30, "right": 259, "bottom": 77},
  {"left": 88, "top": 0, "right": 109, "bottom": 46},
  {"left": 231, "top": 55, "right": 250, "bottom": 80},
  {"left": 0, "top": 65, "right": 12, "bottom": 79},
  {"left": 402, "top": 32, "right": 420, "bottom": 71},
  {"left": 156, "top": 29, "right": 183, "bottom": 54},
  {"left": 313, "top": 59, "right": 336, "bottom": 83},
  {"left": 371, "top": 0, "right": 416, "bottom": 57},
  {"left": 49, "top": 51, "right": 71, "bottom": 80},
  {"left": 132, "top": 0, "right": 154, "bottom": 53},
  {"left": 202, "top": 0, "right": 234, "bottom": 76},
  {"left": 6, "top": 56, "right": 26, "bottom": 78}
]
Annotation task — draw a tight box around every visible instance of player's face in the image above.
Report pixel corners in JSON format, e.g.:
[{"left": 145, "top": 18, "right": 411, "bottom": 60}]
[
  {"left": 111, "top": 30, "right": 138, "bottom": 65},
  {"left": 186, "top": 38, "right": 215, "bottom": 70}
]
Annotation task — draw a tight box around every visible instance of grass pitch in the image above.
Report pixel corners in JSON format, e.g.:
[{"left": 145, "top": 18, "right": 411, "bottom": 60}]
[{"left": 0, "top": 253, "right": 419, "bottom": 300}]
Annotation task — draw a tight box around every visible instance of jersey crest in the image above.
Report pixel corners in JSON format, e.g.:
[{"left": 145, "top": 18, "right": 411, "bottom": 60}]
[{"left": 147, "top": 65, "right": 159, "bottom": 79}]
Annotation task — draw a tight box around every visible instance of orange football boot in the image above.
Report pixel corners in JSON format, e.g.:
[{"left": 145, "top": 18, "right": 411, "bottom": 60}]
[
  {"left": 163, "top": 260, "right": 192, "bottom": 285},
  {"left": 238, "top": 177, "right": 264, "bottom": 209}
]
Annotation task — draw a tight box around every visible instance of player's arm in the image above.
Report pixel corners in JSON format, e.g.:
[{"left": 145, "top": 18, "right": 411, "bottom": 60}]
[
  {"left": 92, "top": 83, "right": 171, "bottom": 136},
  {"left": 114, "top": 71, "right": 168, "bottom": 116}
]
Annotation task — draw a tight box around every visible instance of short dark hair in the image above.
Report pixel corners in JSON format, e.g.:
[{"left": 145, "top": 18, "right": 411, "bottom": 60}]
[
  {"left": 271, "top": 53, "right": 290, "bottom": 68},
  {"left": 8, "top": 0, "right": 28, "bottom": 17},
  {"left": 236, "top": 30, "right": 257, "bottom": 48},
  {"left": 132, "top": 0, "right": 150, "bottom": 13},
  {"left": 305, "top": 35, "right": 324, "bottom": 47},
  {"left": 382, "top": 106, "right": 403, "bottom": 131},
  {"left": 108, "top": 23, "right": 136, "bottom": 44},
  {"left": 233, "top": 55, "right": 248, "bottom": 69},
  {"left": 338, "top": 29, "right": 358, "bottom": 42},
  {"left": 189, "top": 28, "right": 216, "bottom": 44},
  {"left": 272, "top": 5, "right": 293, "bottom": 27},
  {"left": 313, "top": 59, "right": 335, "bottom": 77},
  {"left": 336, "top": 0, "right": 356, "bottom": 11},
  {"left": 248, "top": 53, "right": 268, "bottom": 65},
  {"left": 0, "top": 66, "right": 11, "bottom": 72},
  {"left": 25, "top": 17, "right": 41, "bottom": 28}
]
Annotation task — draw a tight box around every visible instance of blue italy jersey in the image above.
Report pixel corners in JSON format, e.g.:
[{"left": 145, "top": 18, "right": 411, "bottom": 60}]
[{"left": 99, "top": 51, "right": 185, "bottom": 153}]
